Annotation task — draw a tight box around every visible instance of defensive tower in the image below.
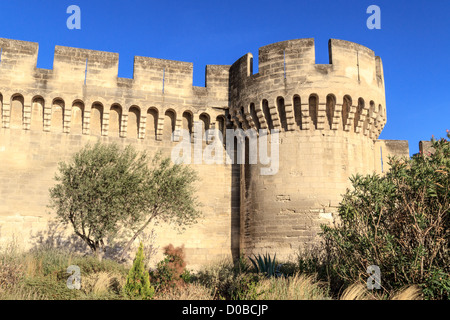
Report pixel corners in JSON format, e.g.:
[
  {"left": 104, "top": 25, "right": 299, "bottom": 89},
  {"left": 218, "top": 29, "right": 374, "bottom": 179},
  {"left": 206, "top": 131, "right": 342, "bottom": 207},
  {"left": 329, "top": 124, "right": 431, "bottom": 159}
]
[{"left": 228, "top": 39, "right": 389, "bottom": 258}]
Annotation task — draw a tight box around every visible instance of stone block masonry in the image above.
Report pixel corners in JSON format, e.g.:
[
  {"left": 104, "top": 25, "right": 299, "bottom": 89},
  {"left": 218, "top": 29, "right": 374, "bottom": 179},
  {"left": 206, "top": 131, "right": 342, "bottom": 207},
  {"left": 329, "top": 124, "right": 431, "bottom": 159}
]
[{"left": 0, "top": 37, "right": 409, "bottom": 268}]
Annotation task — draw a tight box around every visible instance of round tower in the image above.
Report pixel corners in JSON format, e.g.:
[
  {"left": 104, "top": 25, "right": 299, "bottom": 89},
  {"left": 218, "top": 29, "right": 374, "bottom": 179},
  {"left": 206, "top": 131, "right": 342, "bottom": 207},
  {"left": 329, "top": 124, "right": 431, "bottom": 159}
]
[{"left": 228, "top": 38, "right": 387, "bottom": 259}]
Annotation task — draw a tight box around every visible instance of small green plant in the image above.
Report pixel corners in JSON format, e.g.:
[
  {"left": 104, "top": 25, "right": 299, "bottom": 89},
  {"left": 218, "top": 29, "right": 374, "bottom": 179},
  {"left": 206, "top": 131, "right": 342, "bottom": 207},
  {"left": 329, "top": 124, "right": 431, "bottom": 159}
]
[
  {"left": 181, "top": 269, "right": 192, "bottom": 284},
  {"left": 231, "top": 273, "right": 265, "bottom": 300},
  {"left": 123, "top": 242, "right": 155, "bottom": 300},
  {"left": 248, "top": 253, "right": 281, "bottom": 278},
  {"left": 420, "top": 269, "right": 450, "bottom": 300}
]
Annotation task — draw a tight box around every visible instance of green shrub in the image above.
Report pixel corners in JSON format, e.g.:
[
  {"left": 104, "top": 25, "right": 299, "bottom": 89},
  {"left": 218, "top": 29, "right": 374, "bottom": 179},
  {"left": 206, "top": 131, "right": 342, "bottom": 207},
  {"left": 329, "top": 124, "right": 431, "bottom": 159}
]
[
  {"left": 71, "top": 255, "right": 127, "bottom": 276},
  {"left": 193, "top": 258, "right": 265, "bottom": 300},
  {"left": 321, "top": 133, "right": 450, "bottom": 299},
  {"left": 123, "top": 242, "right": 154, "bottom": 299},
  {"left": 230, "top": 273, "right": 265, "bottom": 300},
  {"left": 421, "top": 268, "right": 450, "bottom": 300},
  {"left": 276, "top": 262, "right": 297, "bottom": 277},
  {"left": 150, "top": 244, "right": 188, "bottom": 292},
  {"left": 295, "top": 247, "right": 343, "bottom": 299},
  {"left": 181, "top": 269, "right": 192, "bottom": 284}
]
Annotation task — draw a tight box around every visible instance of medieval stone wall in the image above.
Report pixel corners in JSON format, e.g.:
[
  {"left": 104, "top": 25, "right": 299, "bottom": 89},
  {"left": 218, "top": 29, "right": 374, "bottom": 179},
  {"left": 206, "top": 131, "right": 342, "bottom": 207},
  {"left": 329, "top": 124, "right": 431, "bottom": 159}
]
[
  {"left": 0, "top": 37, "right": 410, "bottom": 268},
  {"left": 0, "top": 37, "right": 237, "bottom": 269}
]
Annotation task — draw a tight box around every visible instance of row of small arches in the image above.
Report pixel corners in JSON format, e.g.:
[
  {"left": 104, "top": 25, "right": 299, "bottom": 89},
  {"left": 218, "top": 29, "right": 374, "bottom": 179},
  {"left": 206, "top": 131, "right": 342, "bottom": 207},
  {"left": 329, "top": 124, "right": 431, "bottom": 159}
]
[
  {"left": 235, "top": 94, "right": 386, "bottom": 135},
  {"left": 0, "top": 93, "right": 227, "bottom": 141}
]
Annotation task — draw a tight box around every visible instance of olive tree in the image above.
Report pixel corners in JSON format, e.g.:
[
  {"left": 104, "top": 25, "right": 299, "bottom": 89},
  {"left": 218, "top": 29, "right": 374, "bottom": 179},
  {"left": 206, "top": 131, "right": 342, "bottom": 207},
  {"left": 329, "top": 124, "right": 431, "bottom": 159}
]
[
  {"left": 119, "top": 153, "right": 202, "bottom": 260},
  {"left": 48, "top": 142, "right": 202, "bottom": 259}
]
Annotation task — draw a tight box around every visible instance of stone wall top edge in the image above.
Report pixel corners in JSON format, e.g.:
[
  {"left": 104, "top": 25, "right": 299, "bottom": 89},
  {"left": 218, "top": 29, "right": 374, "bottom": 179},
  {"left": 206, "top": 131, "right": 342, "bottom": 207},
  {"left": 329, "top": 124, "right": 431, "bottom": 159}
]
[
  {"left": 0, "top": 37, "right": 229, "bottom": 91},
  {"left": 230, "top": 38, "right": 381, "bottom": 79}
]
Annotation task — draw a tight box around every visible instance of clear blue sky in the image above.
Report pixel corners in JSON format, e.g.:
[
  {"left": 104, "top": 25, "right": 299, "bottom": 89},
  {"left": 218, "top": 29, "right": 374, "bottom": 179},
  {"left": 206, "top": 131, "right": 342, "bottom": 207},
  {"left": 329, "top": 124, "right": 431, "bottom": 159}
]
[{"left": 0, "top": 0, "right": 448, "bottom": 155}]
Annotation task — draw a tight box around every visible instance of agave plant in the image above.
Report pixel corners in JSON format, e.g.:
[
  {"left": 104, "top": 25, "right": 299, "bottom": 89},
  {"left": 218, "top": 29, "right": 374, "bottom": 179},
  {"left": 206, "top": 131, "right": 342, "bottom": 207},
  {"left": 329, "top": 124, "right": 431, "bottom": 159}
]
[{"left": 248, "top": 253, "right": 282, "bottom": 278}]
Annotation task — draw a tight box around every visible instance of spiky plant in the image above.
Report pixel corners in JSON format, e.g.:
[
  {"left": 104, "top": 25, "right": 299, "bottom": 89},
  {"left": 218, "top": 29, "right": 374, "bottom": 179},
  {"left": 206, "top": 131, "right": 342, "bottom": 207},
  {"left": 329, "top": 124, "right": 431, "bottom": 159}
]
[{"left": 249, "top": 253, "right": 281, "bottom": 278}]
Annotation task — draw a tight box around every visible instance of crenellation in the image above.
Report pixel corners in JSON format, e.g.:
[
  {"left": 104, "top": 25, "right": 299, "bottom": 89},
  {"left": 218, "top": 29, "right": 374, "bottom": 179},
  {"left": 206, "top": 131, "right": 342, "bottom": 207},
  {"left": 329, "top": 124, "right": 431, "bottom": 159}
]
[{"left": 0, "top": 38, "right": 39, "bottom": 68}]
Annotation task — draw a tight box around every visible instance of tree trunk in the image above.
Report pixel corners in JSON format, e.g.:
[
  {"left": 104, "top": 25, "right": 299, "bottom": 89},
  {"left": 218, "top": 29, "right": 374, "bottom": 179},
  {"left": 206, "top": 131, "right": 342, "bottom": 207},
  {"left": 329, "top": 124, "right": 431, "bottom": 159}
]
[
  {"left": 74, "top": 229, "right": 99, "bottom": 256},
  {"left": 119, "top": 215, "right": 154, "bottom": 261},
  {"left": 93, "top": 240, "right": 106, "bottom": 261}
]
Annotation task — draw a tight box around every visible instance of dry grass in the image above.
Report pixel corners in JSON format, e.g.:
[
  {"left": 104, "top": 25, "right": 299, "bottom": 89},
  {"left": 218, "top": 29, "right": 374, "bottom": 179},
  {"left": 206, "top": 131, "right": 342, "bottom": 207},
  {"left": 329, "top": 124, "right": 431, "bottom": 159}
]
[
  {"left": 155, "top": 275, "right": 423, "bottom": 301},
  {"left": 154, "top": 283, "right": 214, "bottom": 300},
  {"left": 0, "top": 283, "right": 46, "bottom": 300},
  {"left": 0, "top": 259, "right": 24, "bottom": 291},
  {"left": 340, "top": 283, "right": 377, "bottom": 300},
  {"left": 24, "top": 255, "right": 43, "bottom": 278},
  {"left": 81, "top": 271, "right": 126, "bottom": 295},
  {"left": 390, "top": 285, "right": 422, "bottom": 300},
  {"left": 243, "top": 273, "right": 331, "bottom": 300},
  {"left": 340, "top": 282, "right": 423, "bottom": 300}
]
